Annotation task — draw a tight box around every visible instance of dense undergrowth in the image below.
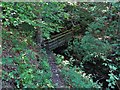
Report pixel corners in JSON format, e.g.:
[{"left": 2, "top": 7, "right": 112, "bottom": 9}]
[
  {"left": 2, "top": 2, "right": 120, "bottom": 89},
  {"left": 2, "top": 28, "right": 54, "bottom": 88},
  {"left": 64, "top": 2, "right": 120, "bottom": 89},
  {"left": 55, "top": 54, "right": 101, "bottom": 88}
]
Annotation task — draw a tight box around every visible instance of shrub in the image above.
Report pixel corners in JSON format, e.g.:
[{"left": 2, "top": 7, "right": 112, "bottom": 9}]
[{"left": 61, "top": 66, "right": 101, "bottom": 88}]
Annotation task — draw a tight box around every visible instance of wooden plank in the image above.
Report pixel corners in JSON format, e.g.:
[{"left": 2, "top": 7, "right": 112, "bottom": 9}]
[
  {"left": 44, "top": 30, "right": 73, "bottom": 43},
  {"left": 47, "top": 35, "right": 68, "bottom": 46},
  {"left": 50, "top": 30, "right": 72, "bottom": 39},
  {"left": 49, "top": 40, "right": 66, "bottom": 50},
  {"left": 42, "top": 30, "right": 74, "bottom": 50},
  {"left": 46, "top": 33, "right": 72, "bottom": 48},
  {"left": 47, "top": 31, "right": 72, "bottom": 43},
  {"left": 48, "top": 36, "right": 72, "bottom": 50}
]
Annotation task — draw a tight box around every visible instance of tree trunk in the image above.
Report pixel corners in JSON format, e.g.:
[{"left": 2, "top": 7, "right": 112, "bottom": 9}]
[{"left": 35, "top": 30, "right": 42, "bottom": 49}]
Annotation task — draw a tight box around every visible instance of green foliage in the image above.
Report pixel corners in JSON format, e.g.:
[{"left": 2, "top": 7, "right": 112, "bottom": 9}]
[
  {"left": 67, "top": 34, "right": 111, "bottom": 63},
  {"left": 111, "top": 43, "right": 120, "bottom": 61},
  {"left": 2, "top": 2, "right": 70, "bottom": 39},
  {"left": 61, "top": 66, "right": 100, "bottom": 88},
  {"left": 2, "top": 2, "right": 120, "bottom": 89},
  {"left": 2, "top": 27, "right": 53, "bottom": 88},
  {"left": 81, "top": 34, "right": 111, "bottom": 54},
  {"left": 86, "top": 2, "right": 120, "bottom": 38},
  {"left": 87, "top": 17, "right": 105, "bottom": 35},
  {"left": 55, "top": 53, "right": 100, "bottom": 88},
  {"left": 56, "top": 54, "right": 64, "bottom": 65},
  {"left": 40, "top": 2, "right": 70, "bottom": 39},
  {"left": 2, "top": 49, "right": 53, "bottom": 88},
  {"left": 2, "top": 2, "right": 39, "bottom": 27},
  {"left": 64, "top": 3, "right": 120, "bottom": 89},
  {"left": 103, "top": 62, "right": 119, "bottom": 89}
]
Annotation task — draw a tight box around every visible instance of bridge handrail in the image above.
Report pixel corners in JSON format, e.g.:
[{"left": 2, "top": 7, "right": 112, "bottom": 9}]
[
  {"left": 50, "top": 29, "right": 73, "bottom": 39},
  {"left": 44, "top": 30, "right": 73, "bottom": 43},
  {"left": 42, "top": 29, "right": 78, "bottom": 50}
]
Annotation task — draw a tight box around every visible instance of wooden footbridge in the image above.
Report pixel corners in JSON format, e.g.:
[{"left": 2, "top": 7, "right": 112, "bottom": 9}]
[
  {"left": 36, "top": 29, "right": 79, "bottom": 87},
  {"left": 42, "top": 30, "right": 76, "bottom": 50},
  {"left": 41, "top": 29, "right": 76, "bottom": 87}
]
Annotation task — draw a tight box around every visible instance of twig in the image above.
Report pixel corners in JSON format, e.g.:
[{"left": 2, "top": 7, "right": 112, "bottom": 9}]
[
  {"left": 96, "top": 77, "right": 105, "bottom": 83},
  {"left": 116, "top": 81, "right": 120, "bottom": 90}
]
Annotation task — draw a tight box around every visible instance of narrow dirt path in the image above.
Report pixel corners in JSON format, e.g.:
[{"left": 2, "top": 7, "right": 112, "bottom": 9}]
[{"left": 46, "top": 49, "right": 65, "bottom": 88}]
